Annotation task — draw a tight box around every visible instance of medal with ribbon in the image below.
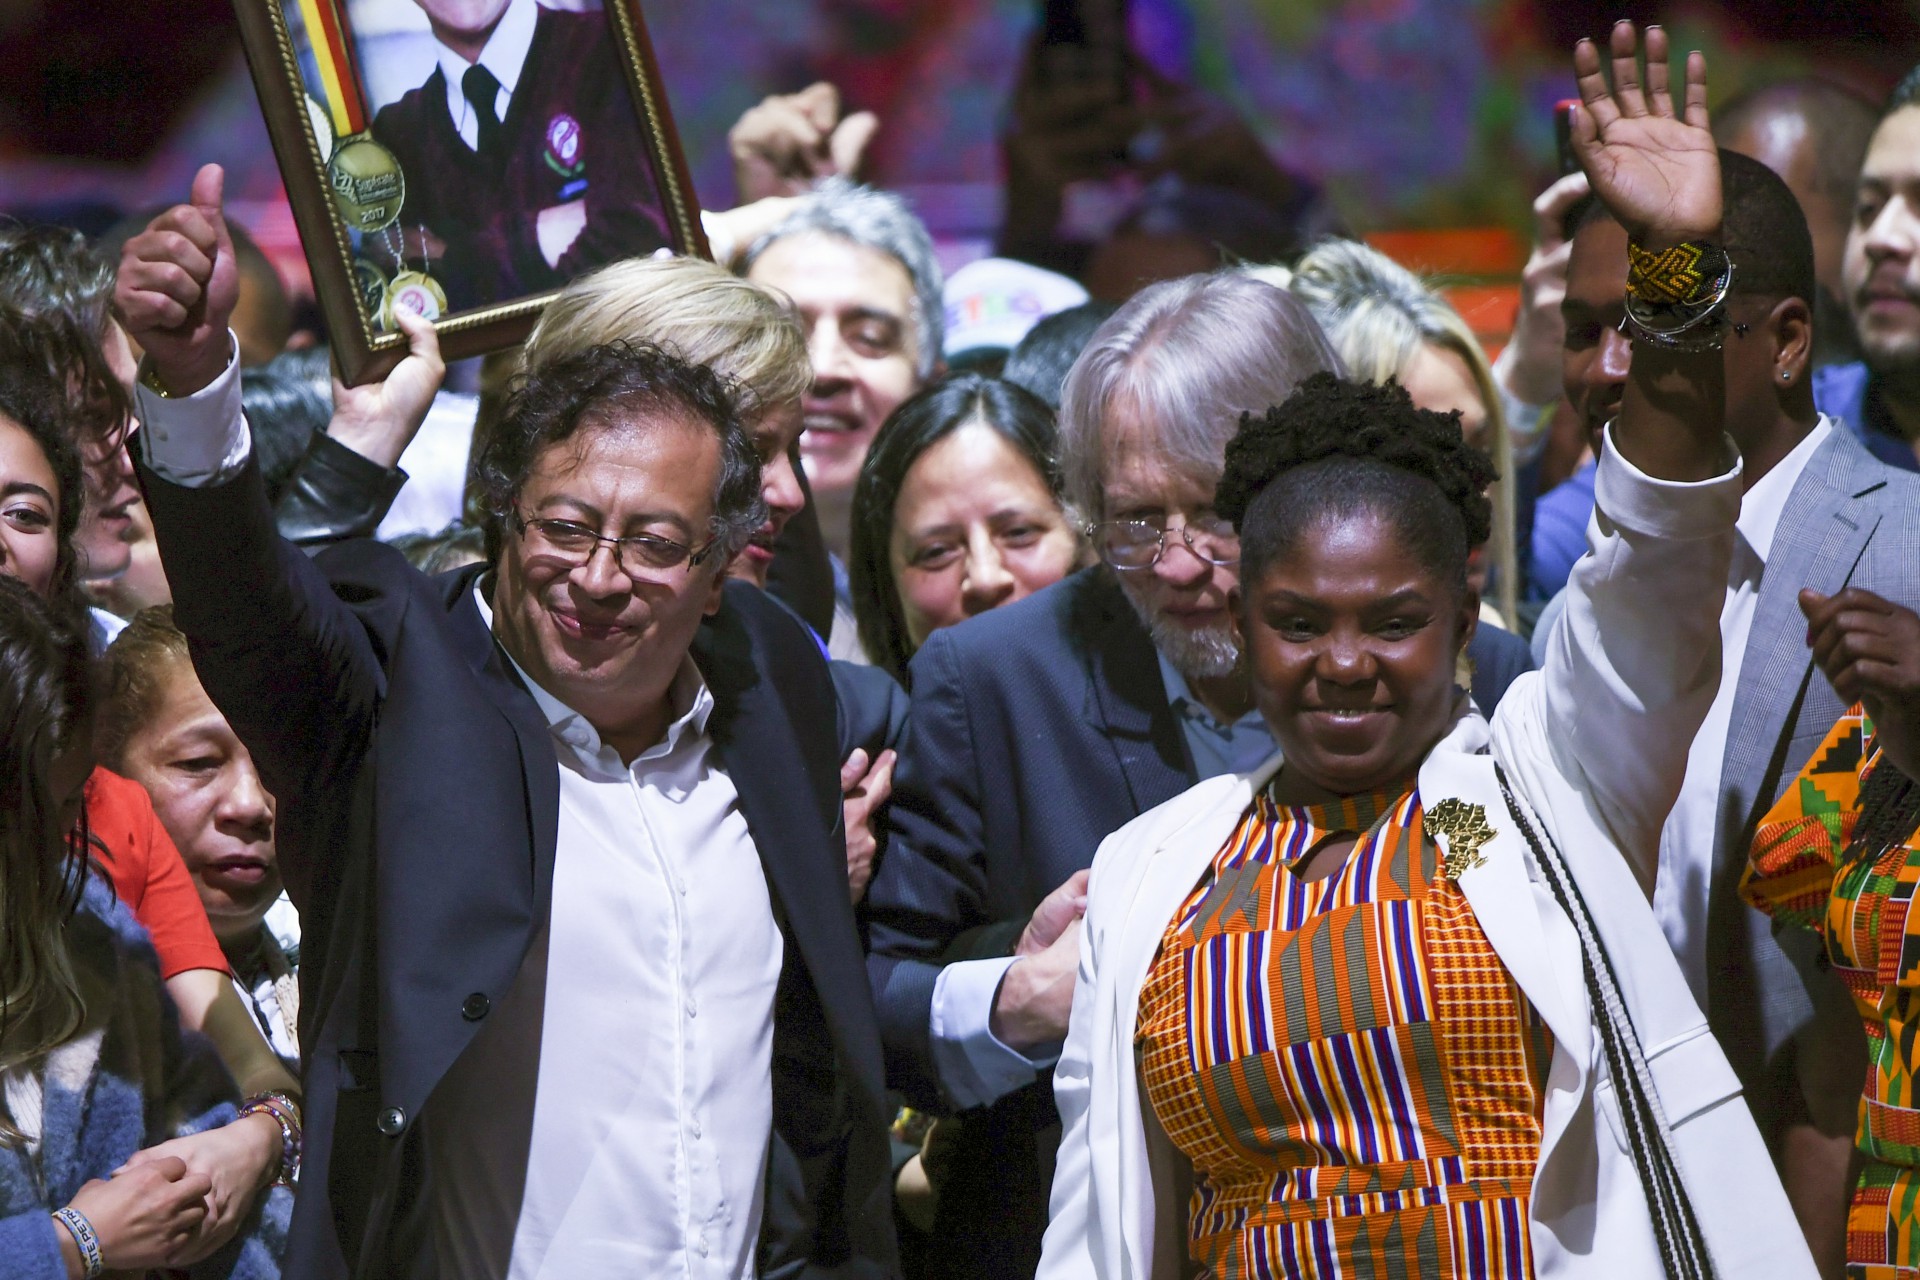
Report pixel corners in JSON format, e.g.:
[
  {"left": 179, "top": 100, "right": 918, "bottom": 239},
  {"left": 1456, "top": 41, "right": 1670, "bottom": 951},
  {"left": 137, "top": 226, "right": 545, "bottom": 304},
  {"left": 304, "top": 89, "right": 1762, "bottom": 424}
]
[
  {"left": 296, "top": 0, "right": 452, "bottom": 327},
  {"left": 295, "top": 0, "right": 405, "bottom": 236}
]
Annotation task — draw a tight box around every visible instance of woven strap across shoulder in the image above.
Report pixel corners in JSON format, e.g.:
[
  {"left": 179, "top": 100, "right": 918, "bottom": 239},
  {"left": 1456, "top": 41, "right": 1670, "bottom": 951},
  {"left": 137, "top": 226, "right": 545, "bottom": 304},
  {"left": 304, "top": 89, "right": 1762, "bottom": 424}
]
[{"left": 1493, "top": 764, "right": 1717, "bottom": 1280}]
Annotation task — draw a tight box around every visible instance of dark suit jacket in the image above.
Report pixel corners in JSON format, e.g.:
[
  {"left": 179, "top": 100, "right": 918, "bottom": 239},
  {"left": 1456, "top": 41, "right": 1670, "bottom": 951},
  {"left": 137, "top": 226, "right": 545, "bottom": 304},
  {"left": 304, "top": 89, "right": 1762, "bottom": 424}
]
[
  {"left": 1705, "top": 423, "right": 1920, "bottom": 1130},
  {"left": 865, "top": 566, "right": 1531, "bottom": 1275},
  {"left": 138, "top": 450, "right": 897, "bottom": 1280},
  {"left": 370, "top": 6, "right": 669, "bottom": 310}
]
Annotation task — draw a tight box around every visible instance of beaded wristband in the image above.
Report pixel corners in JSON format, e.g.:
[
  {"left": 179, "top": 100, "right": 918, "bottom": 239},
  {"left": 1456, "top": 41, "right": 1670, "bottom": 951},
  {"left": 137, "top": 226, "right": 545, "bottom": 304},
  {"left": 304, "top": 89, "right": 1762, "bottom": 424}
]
[
  {"left": 239, "top": 1091, "right": 303, "bottom": 1188},
  {"left": 1625, "top": 238, "right": 1735, "bottom": 353},
  {"left": 51, "top": 1206, "right": 104, "bottom": 1280},
  {"left": 1626, "top": 239, "right": 1731, "bottom": 308}
]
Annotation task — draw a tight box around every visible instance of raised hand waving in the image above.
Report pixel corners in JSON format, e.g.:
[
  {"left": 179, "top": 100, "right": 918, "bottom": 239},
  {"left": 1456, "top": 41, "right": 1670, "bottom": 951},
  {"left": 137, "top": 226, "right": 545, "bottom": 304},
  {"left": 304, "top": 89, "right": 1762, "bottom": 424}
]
[{"left": 1568, "top": 22, "right": 1720, "bottom": 251}]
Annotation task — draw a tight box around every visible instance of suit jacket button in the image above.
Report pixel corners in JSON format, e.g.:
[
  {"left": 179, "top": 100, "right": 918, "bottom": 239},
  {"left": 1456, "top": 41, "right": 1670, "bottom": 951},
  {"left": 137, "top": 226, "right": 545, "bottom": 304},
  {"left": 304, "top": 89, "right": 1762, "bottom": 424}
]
[
  {"left": 377, "top": 1106, "right": 407, "bottom": 1136},
  {"left": 461, "top": 992, "right": 491, "bottom": 1021}
]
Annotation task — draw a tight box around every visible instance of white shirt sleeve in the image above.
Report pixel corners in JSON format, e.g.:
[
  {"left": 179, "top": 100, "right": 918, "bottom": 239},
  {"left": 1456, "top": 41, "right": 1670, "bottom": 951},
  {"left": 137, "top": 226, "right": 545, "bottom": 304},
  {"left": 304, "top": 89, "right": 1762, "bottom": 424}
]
[
  {"left": 1491, "top": 343, "right": 1551, "bottom": 466},
  {"left": 134, "top": 336, "right": 253, "bottom": 487},
  {"left": 930, "top": 956, "right": 1062, "bottom": 1111},
  {"left": 1536, "top": 425, "right": 1743, "bottom": 884}
]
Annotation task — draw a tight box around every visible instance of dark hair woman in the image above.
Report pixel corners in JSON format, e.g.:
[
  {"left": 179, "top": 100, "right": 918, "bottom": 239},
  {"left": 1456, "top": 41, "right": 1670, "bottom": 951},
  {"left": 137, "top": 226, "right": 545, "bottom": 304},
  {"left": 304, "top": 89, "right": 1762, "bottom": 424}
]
[
  {"left": 0, "top": 578, "right": 288, "bottom": 1277},
  {"left": 848, "top": 373, "right": 1084, "bottom": 680},
  {"left": 0, "top": 363, "right": 296, "bottom": 1264},
  {"left": 1037, "top": 27, "right": 1818, "bottom": 1280}
]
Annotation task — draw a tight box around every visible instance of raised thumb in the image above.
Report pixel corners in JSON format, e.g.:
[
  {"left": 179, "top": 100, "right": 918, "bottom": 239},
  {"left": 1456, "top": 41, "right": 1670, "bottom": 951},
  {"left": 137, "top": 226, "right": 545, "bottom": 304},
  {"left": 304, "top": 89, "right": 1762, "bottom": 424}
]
[{"left": 190, "top": 163, "right": 234, "bottom": 253}]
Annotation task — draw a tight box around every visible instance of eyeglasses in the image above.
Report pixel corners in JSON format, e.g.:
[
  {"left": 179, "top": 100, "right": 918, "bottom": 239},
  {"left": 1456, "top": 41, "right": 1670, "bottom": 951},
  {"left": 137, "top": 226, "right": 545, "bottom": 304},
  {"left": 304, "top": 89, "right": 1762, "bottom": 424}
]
[
  {"left": 512, "top": 512, "right": 723, "bottom": 578},
  {"left": 1086, "top": 515, "right": 1240, "bottom": 572}
]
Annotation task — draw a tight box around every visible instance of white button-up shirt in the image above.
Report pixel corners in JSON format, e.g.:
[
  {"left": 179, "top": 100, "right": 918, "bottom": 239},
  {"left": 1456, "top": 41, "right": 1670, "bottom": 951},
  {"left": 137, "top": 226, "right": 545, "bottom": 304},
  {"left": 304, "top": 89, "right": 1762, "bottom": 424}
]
[
  {"left": 425, "top": 595, "right": 784, "bottom": 1280},
  {"left": 1653, "top": 416, "right": 1833, "bottom": 999},
  {"left": 132, "top": 354, "right": 785, "bottom": 1279},
  {"left": 435, "top": 0, "right": 538, "bottom": 152}
]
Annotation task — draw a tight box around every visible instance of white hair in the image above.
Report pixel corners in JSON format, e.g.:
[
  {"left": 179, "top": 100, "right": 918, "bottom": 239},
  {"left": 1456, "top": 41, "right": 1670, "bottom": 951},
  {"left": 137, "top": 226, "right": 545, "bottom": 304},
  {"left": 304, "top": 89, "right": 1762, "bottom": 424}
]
[{"left": 1056, "top": 272, "right": 1343, "bottom": 524}]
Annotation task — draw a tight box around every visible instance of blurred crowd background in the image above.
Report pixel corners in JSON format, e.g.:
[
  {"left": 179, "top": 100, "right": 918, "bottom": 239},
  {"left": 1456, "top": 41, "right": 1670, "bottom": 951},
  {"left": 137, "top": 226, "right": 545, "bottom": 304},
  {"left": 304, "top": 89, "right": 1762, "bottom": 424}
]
[{"left": 4, "top": 0, "right": 1912, "bottom": 338}]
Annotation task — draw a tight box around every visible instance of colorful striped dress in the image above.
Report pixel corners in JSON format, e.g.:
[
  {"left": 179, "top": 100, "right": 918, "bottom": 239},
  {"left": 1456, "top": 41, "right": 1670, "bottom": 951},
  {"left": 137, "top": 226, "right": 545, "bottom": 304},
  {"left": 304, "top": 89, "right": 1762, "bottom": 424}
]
[
  {"left": 1135, "top": 784, "right": 1552, "bottom": 1278},
  {"left": 1742, "top": 706, "right": 1920, "bottom": 1277}
]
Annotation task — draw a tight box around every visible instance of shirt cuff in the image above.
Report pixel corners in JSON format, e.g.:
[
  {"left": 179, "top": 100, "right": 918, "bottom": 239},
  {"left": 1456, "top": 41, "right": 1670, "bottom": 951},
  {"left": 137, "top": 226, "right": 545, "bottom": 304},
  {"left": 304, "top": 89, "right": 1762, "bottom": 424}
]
[
  {"left": 1500, "top": 384, "right": 1551, "bottom": 466},
  {"left": 930, "top": 956, "right": 1062, "bottom": 1111},
  {"left": 1594, "top": 422, "right": 1743, "bottom": 542},
  {"left": 135, "top": 335, "right": 253, "bottom": 487}
]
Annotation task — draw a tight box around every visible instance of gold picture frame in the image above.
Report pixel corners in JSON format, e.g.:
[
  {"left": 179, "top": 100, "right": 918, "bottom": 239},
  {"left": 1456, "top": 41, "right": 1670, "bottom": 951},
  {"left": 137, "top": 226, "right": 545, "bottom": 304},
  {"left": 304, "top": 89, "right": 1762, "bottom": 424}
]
[{"left": 233, "top": 0, "right": 709, "bottom": 384}]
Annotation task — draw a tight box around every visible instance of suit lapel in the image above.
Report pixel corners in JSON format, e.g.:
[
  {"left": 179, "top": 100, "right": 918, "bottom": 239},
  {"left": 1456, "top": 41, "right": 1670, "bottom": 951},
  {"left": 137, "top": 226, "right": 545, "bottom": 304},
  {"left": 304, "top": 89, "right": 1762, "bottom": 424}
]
[
  {"left": 446, "top": 567, "right": 560, "bottom": 915},
  {"left": 1420, "top": 751, "right": 1591, "bottom": 1066},
  {"left": 1107, "top": 770, "right": 1266, "bottom": 1070},
  {"left": 1719, "top": 431, "right": 1887, "bottom": 852},
  {"left": 691, "top": 600, "right": 875, "bottom": 1089},
  {"left": 1080, "top": 574, "right": 1196, "bottom": 813}
]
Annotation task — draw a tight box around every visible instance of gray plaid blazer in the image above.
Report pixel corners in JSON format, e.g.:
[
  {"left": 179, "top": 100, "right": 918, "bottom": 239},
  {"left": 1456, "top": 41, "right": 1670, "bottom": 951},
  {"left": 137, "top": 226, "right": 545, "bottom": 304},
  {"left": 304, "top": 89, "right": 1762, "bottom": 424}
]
[{"left": 1705, "top": 419, "right": 1920, "bottom": 1131}]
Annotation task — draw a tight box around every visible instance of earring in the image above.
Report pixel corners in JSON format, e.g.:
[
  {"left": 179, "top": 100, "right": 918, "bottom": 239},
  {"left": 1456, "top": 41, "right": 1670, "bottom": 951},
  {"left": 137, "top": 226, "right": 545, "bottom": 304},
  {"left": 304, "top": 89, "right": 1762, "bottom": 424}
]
[{"left": 1782, "top": 370, "right": 1792, "bottom": 381}]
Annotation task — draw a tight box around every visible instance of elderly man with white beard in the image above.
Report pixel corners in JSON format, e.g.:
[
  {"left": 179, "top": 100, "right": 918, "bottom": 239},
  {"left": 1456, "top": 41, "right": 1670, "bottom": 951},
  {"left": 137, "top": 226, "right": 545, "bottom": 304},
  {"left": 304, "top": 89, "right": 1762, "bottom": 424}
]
[{"left": 863, "top": 270, "right": 1535, "bottom": 1279}]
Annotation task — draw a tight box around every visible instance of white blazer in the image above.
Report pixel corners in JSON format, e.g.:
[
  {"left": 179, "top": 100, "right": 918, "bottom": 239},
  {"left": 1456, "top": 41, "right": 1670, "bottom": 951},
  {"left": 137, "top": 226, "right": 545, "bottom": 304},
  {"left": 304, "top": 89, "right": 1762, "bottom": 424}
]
[{"left": 1036, "top": 438, "right": 1820, "bottom": 1280}]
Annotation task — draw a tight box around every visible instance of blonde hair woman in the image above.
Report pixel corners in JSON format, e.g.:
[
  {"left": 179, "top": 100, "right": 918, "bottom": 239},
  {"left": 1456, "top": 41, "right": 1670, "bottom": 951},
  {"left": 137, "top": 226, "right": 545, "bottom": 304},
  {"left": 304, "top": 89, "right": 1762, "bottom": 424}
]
[
  {"left": 519, "top": 255, "right": 813, "bottom": 589},
  {"left": 1278, "top": 240, "right": 1522, "bottom": 628}
]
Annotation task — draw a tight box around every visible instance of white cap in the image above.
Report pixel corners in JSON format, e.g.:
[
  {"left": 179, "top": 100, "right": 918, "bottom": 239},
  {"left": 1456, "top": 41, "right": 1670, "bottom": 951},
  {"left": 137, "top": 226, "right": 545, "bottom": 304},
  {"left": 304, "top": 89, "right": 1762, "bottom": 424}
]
[{"left": 941, "top": 257, "right": 1089, "bottom": 357}]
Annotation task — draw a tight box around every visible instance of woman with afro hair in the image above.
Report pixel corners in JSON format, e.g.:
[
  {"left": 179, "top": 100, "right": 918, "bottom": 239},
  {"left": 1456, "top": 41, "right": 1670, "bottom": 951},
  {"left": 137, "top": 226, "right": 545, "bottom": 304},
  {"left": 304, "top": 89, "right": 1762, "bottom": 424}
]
[{"left": 1037, "top": 25, "right": 1817, "bottom": 1280}]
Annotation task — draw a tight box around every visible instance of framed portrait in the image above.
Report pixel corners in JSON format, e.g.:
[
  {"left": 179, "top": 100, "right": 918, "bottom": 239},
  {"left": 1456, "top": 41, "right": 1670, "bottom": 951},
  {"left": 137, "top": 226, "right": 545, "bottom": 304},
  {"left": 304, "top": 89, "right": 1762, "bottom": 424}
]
[{"left": 233, "top": 0, "right": 708, "bottom": 384}]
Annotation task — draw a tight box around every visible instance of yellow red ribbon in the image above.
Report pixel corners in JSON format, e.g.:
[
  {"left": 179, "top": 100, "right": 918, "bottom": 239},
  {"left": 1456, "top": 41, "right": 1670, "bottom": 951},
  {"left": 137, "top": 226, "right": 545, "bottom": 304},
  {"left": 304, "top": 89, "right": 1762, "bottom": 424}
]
[{"left": 295, "top": 0, "right": 370, "bottom": 139}]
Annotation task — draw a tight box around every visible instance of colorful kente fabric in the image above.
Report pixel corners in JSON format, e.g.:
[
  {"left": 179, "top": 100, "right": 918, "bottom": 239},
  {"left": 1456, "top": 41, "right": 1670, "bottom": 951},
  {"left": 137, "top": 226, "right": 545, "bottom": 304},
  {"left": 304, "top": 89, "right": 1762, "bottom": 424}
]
[
  {"left": 1136, "top": 784, "right": 1552, "bottom": 1279},
  {"left": 1743, "top": 706, "right": 1920, "bottom": 1276}
]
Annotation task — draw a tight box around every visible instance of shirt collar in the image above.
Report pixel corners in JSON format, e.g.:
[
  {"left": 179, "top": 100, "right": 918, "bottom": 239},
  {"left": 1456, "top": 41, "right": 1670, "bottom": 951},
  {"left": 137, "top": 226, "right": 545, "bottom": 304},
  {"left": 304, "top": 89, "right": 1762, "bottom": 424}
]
[
  {"left": 1737, "top": 415, "right": 1832, "bottom": 562},
  {"left": 437, "top": 0, "right": 539, "bottom": 108},
  {"left": 472, "top": 579, "right": 714, "bottom": 767},
  {"left": 1157, "top": 651, "right": 1260, "bottom": 730}
]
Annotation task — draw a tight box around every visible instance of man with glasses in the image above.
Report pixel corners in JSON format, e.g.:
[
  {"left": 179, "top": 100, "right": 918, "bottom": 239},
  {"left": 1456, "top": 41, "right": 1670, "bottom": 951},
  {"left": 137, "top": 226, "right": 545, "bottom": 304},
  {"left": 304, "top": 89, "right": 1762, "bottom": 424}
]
[
  {"left": 865, "top": 272, "right": 1533, "bottom": 1276},
  {"left": 116, "top": 167, "right": 896, "bottom": 1280}
]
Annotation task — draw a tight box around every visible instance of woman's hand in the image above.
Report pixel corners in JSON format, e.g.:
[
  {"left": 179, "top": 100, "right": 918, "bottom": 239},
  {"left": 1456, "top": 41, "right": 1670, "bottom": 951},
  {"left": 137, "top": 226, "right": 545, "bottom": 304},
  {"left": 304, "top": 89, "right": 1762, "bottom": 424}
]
[
  {"left": 65, "top": 1156, "right": 211, "bottom": 1272},
  {"left": 1568, "top": 22, "right": 1719, "bottom": 251},
  {"left": 114, "top": 1111, "right": 281, "bottom": 1265},
  {"left": 1802, "top": 587, "right": 1920, "bottom": 783}
]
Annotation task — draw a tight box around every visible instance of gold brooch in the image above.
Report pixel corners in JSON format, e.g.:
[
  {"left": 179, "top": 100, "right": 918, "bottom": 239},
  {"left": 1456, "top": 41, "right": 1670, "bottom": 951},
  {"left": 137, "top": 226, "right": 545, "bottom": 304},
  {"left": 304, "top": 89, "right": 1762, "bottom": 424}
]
[{"left": 1427, "top": 798, "right": 1496, "bottom": 880}]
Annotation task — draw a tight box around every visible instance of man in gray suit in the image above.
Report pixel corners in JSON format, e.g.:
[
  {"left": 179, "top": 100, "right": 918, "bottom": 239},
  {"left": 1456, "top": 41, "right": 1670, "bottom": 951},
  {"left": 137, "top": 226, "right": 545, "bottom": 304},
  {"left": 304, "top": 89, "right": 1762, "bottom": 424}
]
[{"left": 1558, "top": 149, "right": 1920, "bottom": 1270}]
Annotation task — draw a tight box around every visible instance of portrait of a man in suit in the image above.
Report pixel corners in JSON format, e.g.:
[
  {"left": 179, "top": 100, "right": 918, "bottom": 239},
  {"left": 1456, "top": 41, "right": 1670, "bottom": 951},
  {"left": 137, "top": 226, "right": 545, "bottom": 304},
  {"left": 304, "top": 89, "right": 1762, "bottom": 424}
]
[{"left": 365, "top": 0, "right": 672, "bottom": 311}]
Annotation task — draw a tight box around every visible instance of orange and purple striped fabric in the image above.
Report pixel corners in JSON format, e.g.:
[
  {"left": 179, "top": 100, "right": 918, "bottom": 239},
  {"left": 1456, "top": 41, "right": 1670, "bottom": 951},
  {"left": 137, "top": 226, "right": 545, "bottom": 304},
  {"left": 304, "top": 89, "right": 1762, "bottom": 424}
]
[
  {"left": 1743, "top": 706, "right": 1920, "bottom": 1275},
  {"left": 1136, "top": 785, "right": 1551, "bottom": 1278}
]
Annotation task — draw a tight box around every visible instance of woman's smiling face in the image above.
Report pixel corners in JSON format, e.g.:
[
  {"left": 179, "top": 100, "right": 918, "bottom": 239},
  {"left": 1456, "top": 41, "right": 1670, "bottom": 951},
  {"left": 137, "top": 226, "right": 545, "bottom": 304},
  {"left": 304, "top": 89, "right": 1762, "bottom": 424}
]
[{"left": 1237, "top": 510, "right": 1475, "bottom": 800}]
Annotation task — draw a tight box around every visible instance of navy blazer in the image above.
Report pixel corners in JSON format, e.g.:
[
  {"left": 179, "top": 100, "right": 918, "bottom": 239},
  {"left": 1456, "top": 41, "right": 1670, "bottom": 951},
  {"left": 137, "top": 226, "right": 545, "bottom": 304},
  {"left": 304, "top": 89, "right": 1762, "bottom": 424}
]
[
  {"left": 138, "top": 449, "right": 897, "bottom": 1280},
  {"left": 865, "top": 566, "right": 1531, "bottom": 1276}
]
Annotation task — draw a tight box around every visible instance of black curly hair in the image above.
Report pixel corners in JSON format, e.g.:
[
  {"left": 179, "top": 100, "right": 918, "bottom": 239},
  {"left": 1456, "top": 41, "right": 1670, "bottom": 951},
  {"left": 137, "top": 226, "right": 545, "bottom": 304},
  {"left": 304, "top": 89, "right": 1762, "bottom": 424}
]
[
  {"left": 1217, "top": 373, "right": 1496, "bottom": 596},
  {"left": 473, "top": 340, "right": 764, "bottom": 565}
]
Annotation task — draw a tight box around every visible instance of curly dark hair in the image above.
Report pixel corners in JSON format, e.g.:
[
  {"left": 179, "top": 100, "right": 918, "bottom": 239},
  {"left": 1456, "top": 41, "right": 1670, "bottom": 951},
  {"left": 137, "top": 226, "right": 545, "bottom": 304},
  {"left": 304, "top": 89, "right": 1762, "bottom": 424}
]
[
  {"left": 1217, "top": 373, "right": 1496, "bottom": 592},
  {"left": 0, "top": 224, "right": 131, "bottom": 449},
  {"left": 473, "top": 340, "right": 765, "bottom": 565}
]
